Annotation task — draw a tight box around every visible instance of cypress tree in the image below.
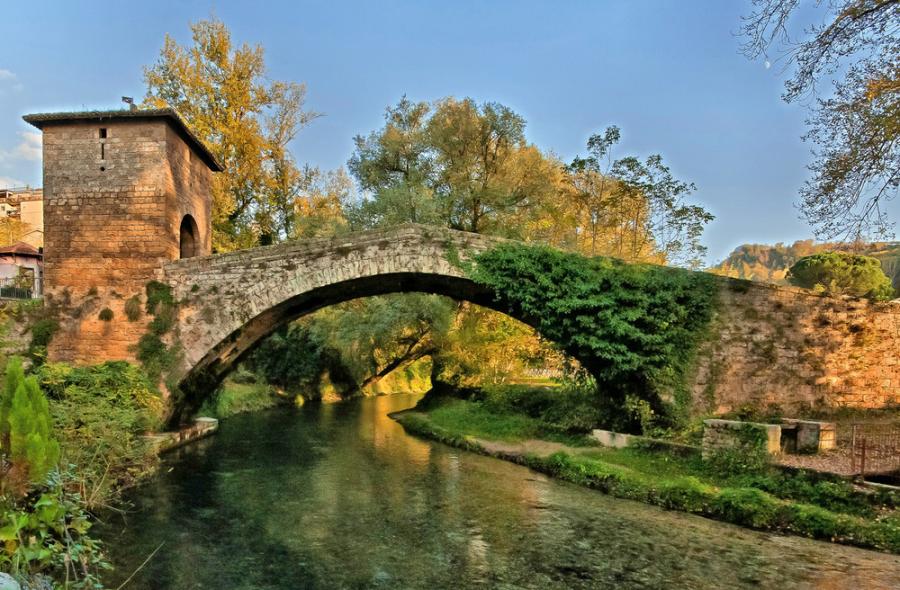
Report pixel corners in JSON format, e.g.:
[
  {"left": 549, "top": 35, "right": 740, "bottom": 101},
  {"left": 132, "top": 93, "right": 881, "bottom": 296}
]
[{"left": 0, "top": 357, "right": 59, "bottom": 489}]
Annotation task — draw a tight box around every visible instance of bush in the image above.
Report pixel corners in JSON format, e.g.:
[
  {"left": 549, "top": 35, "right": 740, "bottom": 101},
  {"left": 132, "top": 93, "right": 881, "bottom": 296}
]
[
  {"left": 703, "top": 425, "right": 771, "bottom": 476},
  {"left": 98, "top": 307, "right": 114, "bottom": 322},
  {"left": 248, "top": 325, "right": 331, "bottom": 393},
  {"left": 0, "top": 472, "right": 110, "bottom": 588},
  {"left": 478, "top": 382, "right": 605, "bottom": 434},
  {"left": 712, "top": 487, "right": 780, "bottom": 528},
  {"left": 787, "top": 251, "right": 894, "bottom": 300},
  {"left": 742, "top": 472, "right": 875, "bottom": 517},
  {"left": 395, "top": 411, "right": 900, "bottom": 553},
  {"left": 38, "top": 361, "right": 163, "bottom": 505},
  {"left": 124, "top": 295, "right": 142, "bottom": 322},
  {"left": 144, "top": 280, "right": 174, "bottom": 314},
  {"left": 657, "top": 477, "right": 716, "bottom": 513},
  {"left": 28, "top": 318, "right": 59, "bottom": 365}
]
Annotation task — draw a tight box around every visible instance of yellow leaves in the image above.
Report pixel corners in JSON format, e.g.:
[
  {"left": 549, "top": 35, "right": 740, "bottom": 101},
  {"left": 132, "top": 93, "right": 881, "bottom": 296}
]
[
  {"left": 865, "top": 74, "right": 900, "bottom": 102},
  {"left": 144, "top": 17, "right": 317, "bottom": 250},
  {"left": 0, "top": 218, "right": 31, "bottom": 246}
]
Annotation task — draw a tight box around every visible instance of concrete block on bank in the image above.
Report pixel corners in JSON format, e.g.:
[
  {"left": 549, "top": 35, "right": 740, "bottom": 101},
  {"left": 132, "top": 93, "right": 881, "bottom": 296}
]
[
  {"left": 143, "top": 417, "right": 219, "bottom": 454},
  {"left": 591, "top": 429, "right": 638, "bottom": 448}
]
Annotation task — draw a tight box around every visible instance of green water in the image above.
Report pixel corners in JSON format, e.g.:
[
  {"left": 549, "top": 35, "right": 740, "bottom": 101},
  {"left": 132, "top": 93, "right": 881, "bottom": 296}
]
[{"left": 97, "top": 394, "right": 900, "bottom": 589}]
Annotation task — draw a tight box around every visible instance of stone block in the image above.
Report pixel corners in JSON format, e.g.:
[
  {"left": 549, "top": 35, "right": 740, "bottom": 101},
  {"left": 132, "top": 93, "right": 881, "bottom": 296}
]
[
  {"left": 781, "top": 419, "right": 836, "bottom": 453},
  {"left": 702, "top": 419, "right": 781, "bottom": 459},
  {"left": 591, "top": 429, "right": 637, "bottom": 448}
]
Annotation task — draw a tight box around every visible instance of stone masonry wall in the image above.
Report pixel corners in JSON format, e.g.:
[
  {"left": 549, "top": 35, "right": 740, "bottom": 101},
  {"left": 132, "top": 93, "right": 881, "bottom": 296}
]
[
  {"left": 41, "top": 118, "right": 212, "bottom": 364},
  {"left": 691, "top": 280, "right": 900, "bottom": 413}
]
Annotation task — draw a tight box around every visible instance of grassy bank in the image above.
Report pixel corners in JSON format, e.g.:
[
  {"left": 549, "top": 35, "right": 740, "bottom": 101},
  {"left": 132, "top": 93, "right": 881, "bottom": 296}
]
[
  {"left": 393, "top": 399, "right": 900, "bottom": 554},
  {"left": 198, "top": 377, "right": 284, "bottom": 419}
]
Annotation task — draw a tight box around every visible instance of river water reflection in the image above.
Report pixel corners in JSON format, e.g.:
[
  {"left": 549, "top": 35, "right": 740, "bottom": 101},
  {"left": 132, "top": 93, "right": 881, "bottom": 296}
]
[{"left": 97, "top": 394, "right": 900, "bottom": 589}]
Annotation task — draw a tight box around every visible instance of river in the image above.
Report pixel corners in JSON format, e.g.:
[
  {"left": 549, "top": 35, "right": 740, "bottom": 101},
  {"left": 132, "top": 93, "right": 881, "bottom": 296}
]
[{"left": 96, "top": 394, "right": 900, "bottom": 589}]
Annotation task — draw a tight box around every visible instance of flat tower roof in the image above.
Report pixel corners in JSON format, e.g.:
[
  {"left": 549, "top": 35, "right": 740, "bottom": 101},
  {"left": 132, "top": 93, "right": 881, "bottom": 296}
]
[{"left": 23, "top": 108, "right": 224, "bottom": 172}]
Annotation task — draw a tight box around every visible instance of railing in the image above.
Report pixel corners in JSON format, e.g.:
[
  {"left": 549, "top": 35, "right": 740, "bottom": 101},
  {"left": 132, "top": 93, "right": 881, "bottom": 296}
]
[
  {"left": 0, "top": 276, "right": 42, "bottom": 299},
  {"left": 850, "top": 423, "right": 900, "bottom": 481}
]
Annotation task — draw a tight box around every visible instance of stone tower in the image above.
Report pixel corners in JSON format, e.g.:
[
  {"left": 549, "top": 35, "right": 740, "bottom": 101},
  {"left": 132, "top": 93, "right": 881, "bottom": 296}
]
[{"left": 23, "top": 109, "right": 222, "bottom": 363}]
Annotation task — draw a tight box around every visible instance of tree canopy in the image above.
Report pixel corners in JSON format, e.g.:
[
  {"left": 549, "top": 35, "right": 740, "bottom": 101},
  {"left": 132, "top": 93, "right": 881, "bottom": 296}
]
[
  {"left": 787, "top": 251, "right": 895, "bottom": 300},
  {"left": 143, "top": 17, "right": 320, "bottom": 250},
  {"left": 741, "top": 0, "right": 899, "bottom": 241}
]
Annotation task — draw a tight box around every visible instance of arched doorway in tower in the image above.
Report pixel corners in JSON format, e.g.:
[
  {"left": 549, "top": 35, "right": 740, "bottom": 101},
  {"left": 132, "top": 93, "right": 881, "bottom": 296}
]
[{"left": 179, "top": 214, "right": 200, "bottom": 259}]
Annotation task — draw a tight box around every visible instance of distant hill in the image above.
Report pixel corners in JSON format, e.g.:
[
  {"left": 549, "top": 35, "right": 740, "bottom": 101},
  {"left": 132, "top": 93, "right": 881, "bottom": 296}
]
[{"left": 709, "top": 240, "right": 900, "bottom": 289}]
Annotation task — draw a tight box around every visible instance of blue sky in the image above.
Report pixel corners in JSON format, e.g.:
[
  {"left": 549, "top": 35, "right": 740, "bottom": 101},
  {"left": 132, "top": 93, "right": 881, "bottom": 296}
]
[{"left": 0, "top": 0, "right": 868, "bottom": 263}]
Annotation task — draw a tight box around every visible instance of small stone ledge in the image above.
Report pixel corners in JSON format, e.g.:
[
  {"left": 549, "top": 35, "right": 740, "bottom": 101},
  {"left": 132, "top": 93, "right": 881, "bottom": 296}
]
[{"left": 143, "top": 417, "right": 218, "bottom": 454}]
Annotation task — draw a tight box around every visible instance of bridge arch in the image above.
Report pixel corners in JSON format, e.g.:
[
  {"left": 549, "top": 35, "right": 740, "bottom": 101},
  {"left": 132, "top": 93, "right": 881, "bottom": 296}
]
[{"left": 162, "top": 225, "right": 556, "bottom": 419}]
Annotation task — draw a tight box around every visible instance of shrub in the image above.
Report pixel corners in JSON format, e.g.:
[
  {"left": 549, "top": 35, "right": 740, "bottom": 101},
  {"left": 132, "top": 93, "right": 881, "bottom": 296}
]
[
  {"left": 28, "top": 318, "right": 59, "bottom": 364},
  {"left": 712, "top": 488, "right": 780, "bottom": 528},
  {"left": 0, "top": 472, "right": 110, "bottom": 587},
  {"left": 199, "top": 380, "right": 279, "bottom": 419},
  {"left": 657, "top": 477, "right": 716, "bottom": 513},
  {"left": 136, "top": 281, "right": 179, "bottom": 383},
  {"left": 787, "top": 251, "right": 894, "bottom": 300},
  {"left": 124, "top": 295, "right": 142, "bottom": 322},
  {"left": 478, "top": 382, "right": 605, "bottom": 434},
  {"left": 144, "top": 280, "right": 174, "bottom": 314},
  {"left": 148, "top": 304, "right": 176, "bottom": 335},
  {"left": 248, "top": 325, "right": 330, "bottom": 393},
  {"left": 136, "top": 333, "right": 174, "bottom": 383},
  {"left": 98, "top": 307, "right": 114, "bottom": 322},
  {"left": 742, "top": 472, "right": 875, "bottom": 517},
  {"left": 781, "top": 503, "right": 845, "bottom": 540},
  {"left": 703, "top": 425, "right": 770, "bottom": 476},
  {"left": 396, "top": 411, "right": 900, "bottom": 553},
  {"left": 38, "top": 361, "right": 163, "bottom": 504}
]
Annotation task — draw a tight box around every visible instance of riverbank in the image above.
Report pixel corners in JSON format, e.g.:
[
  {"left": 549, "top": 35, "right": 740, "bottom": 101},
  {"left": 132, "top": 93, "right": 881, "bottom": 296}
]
[{"left": 390, "top": 399, "right": 900, "bottom": 554}]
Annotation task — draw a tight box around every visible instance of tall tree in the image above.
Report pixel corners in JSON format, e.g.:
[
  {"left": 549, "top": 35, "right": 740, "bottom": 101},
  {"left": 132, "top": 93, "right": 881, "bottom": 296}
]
[
  {"left": 293, "top": 168, "right": 352, "bottom": 239},
  {"left": 741, "top": 0, "right": 900, "bottom": 241},
  {"left": 569, "top": 126, "right": 713, "bottom": 267},
  {"left": 348, "top": 97, "right": 563, "bottom": 236},
  {"left": 143, "top": 18, "right": 319, "bottom": 250}
]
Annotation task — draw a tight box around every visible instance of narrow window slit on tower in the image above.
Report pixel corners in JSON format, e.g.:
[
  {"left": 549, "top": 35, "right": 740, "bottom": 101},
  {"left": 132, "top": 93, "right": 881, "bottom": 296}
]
[
  {"left": 99, "top": 128, "right": 107, "bottom": 138},
  {"left": 101, "top": 143, "right": 105, "bottom": 160}
]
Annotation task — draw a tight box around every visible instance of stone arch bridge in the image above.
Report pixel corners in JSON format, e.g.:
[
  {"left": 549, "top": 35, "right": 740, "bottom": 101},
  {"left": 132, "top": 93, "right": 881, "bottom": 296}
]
[
  {"left": 159, "top": 224, "right": 900, "bottom": 419},
  {"left": 26, "top": 108, "right": 900, "bottom": 424}
]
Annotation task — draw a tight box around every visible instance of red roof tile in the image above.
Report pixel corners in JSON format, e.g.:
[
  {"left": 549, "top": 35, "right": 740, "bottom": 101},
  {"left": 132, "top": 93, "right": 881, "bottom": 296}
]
[{"left": 0, "top": 242, "right": 41, "bottom": 257}]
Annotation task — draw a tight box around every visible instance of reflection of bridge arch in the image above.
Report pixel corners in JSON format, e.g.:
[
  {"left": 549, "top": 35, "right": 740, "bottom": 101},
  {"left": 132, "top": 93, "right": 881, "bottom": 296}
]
[{"left": 163, "top": 225, "right": 534, "bottom": 417}]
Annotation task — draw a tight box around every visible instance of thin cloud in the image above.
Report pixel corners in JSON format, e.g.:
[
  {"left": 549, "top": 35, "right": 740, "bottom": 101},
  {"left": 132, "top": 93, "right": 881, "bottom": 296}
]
[
  {"left": 0, "top": 132, "right": 42, "bottom": 164},
  {"left": 13, "top": 131, "right": 41, "bottom": 161},
  {"left": 0, "top": 69, "right": 22, "bottom": 93}
]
